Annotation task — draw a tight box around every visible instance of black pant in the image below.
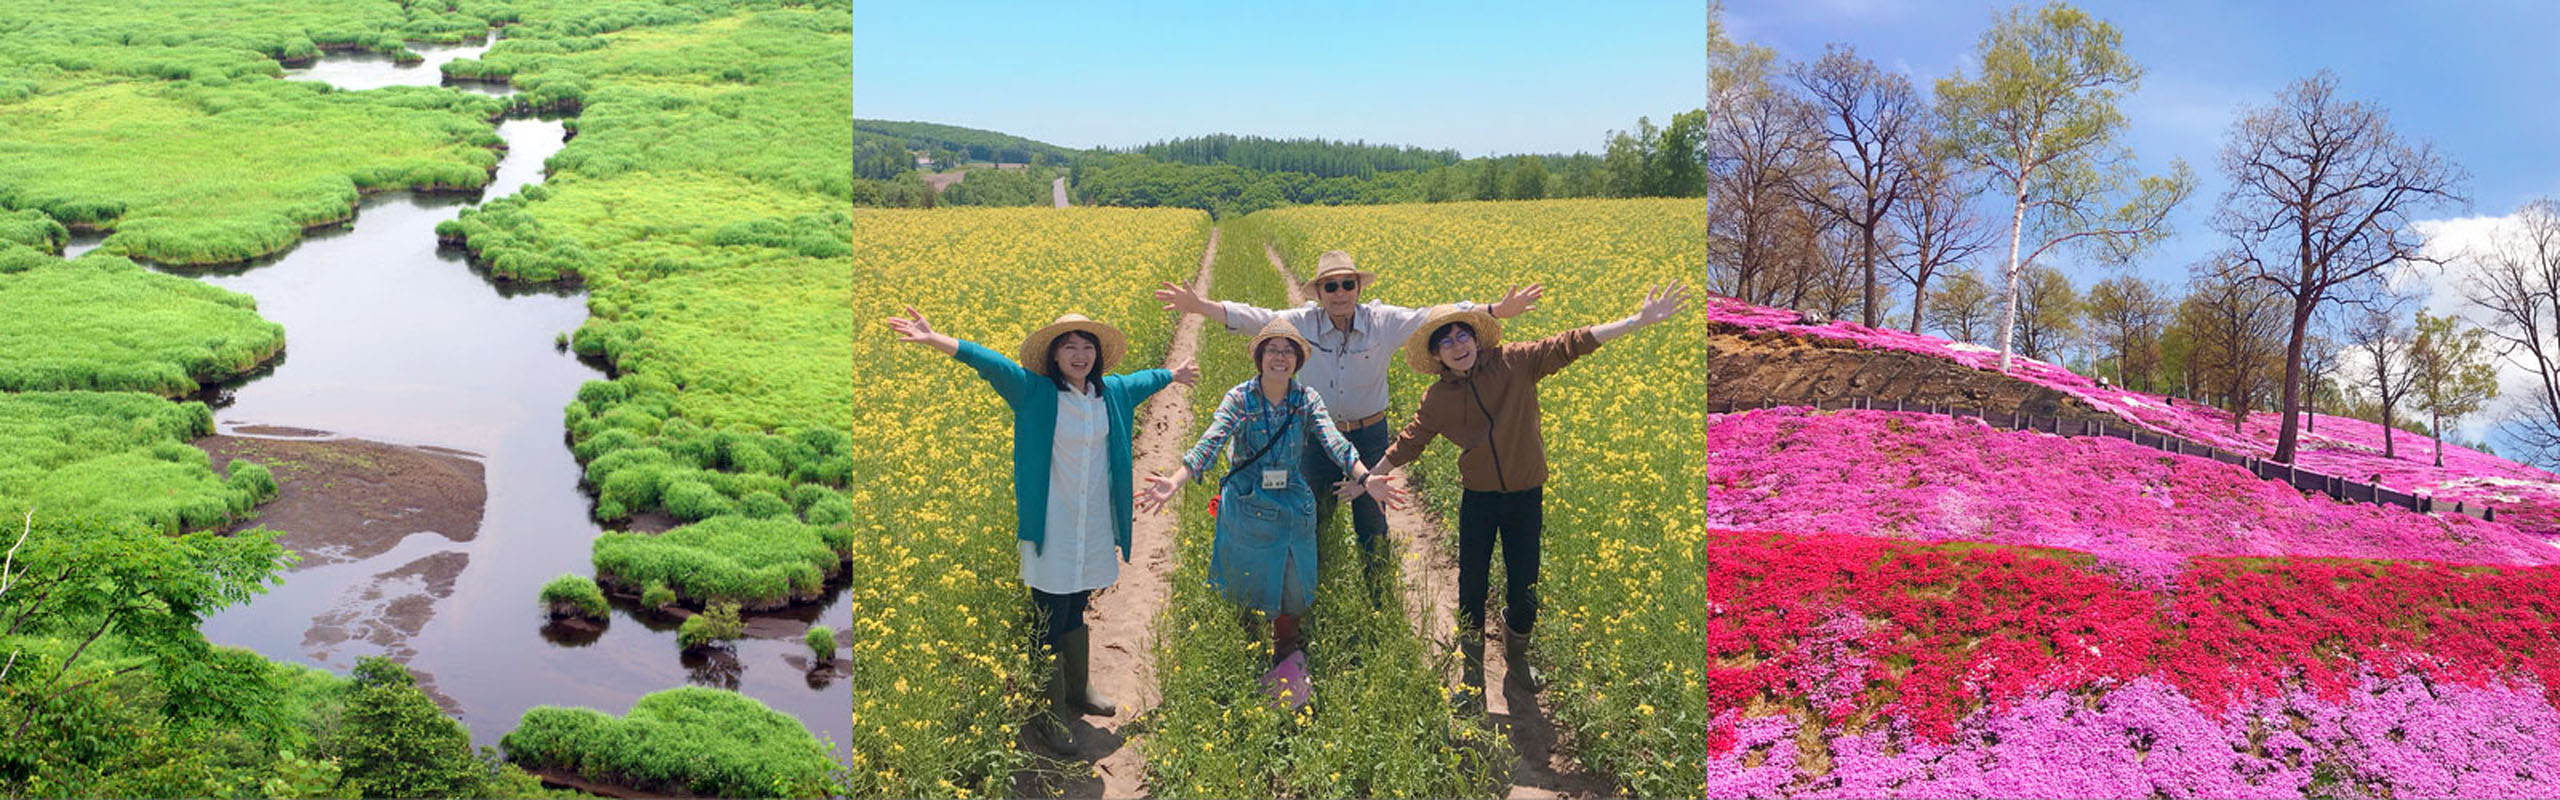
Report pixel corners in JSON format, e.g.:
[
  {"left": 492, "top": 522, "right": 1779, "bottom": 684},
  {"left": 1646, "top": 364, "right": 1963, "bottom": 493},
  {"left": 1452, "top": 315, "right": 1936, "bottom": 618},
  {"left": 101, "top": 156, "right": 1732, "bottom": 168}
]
[
  {"left": 1029, "top": 588, "right": 1091, "bottom": 646},
  {"left": 1457, "top": 487, "right": 1542, "bottom": 636},
  {"left": 1303, "top": 421, "right": 1391, "bottom": 559}
]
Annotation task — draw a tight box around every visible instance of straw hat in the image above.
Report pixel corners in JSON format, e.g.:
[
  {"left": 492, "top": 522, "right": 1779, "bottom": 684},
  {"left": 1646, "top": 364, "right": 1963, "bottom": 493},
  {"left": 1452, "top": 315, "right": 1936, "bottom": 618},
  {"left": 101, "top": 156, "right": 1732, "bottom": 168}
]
[
  {"left": 1304, "top": 250, "right": 1378, "bottom": 292},
  {"left": 1403, "top": 305, "right": 1502, "bottom": 374},
  {"left": 1247, "top": 318, "right": 1314, "bottom": 373},
  {"left": 1018, "top": 314, "right": 1128, "bottom": 375}
]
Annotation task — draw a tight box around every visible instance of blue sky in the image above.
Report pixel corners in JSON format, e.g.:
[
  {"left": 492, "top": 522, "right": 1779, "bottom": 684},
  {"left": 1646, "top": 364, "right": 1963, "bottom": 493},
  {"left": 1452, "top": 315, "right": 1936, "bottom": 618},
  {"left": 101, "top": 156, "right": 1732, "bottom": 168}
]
[
  {"left": 1725, "top": 0, "right": 2560, "bottom": 290},
  {"left": 851, "top": 0, "right": 1707, "bottom": 157}
]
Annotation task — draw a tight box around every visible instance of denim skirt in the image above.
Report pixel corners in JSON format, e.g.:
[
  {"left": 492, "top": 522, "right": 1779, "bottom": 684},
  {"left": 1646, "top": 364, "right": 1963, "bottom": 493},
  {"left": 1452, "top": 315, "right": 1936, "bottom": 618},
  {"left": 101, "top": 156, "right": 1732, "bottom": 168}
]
[{"left": 1208, "top": 478, "right": 1318, "bottom": 616}]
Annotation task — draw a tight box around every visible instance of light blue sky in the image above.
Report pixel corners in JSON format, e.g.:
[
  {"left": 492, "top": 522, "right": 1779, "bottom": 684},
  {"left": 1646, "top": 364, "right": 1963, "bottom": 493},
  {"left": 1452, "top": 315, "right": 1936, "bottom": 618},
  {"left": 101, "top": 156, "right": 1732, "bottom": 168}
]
[
  {"left": 1725, "top": 0, "right": 2560, "bottom": 290},
  {"left": 852, "top": 0, "right": 1707, "bottom": 157}
]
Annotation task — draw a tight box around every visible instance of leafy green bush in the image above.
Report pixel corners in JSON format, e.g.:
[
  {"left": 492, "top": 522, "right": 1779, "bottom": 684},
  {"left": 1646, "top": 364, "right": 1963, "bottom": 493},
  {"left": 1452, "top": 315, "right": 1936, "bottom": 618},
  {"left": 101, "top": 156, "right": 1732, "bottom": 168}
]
[
  {"left": 640, "top": 580, "right": 676, "bottom": 610},
  {"left": 676, "top": 601, "right": 743, "bottom": 651},
  {"left": 501, "top": 686, "right": 835, "bottom": 798},
  {"left": 538, "top": 574, "right": 608, "bottom": 620},
  {"left": 319, "top": 657, "right": 490, "bottom": 799}
]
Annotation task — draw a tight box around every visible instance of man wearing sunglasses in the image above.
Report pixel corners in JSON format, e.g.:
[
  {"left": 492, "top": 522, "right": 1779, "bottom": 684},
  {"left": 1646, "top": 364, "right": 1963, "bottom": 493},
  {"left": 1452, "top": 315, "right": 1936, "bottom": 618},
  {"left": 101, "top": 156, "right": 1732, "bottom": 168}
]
[{"left": 1155, "top": 250, "right": 1540, "bottom": 584}]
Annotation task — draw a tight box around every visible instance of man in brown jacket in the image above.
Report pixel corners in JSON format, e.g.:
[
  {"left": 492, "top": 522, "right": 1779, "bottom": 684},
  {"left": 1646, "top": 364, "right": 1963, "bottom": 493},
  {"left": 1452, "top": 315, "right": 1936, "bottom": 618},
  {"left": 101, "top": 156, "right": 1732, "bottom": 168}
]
[{"left": 1363, "top": 280, "right": 1690, "bottom": 710}]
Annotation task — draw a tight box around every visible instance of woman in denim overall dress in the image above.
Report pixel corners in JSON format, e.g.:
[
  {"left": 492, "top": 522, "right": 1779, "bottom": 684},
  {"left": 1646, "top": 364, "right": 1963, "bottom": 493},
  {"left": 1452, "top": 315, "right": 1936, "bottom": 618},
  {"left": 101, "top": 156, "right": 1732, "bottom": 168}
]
[{"left": 1142, "top": 319, "right": 1374, "bottom": 706}]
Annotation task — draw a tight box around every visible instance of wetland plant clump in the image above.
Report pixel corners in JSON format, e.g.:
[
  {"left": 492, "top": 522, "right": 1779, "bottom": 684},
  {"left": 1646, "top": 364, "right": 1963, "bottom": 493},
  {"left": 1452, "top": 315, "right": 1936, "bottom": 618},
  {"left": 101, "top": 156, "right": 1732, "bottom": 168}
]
[
  {"left": 592, "top": 515, "right": 850, "bottom": 609},
  {"left": 802, "top": 625, "right": 836, "bottom": 664},
  {"left": 0, "top": 391, "right": 276, "bottom": 533},
  {"left": 0, "top": 258, "right": 285, "bottom": 396},
  {"left": 676, "top": 601, "right": 743, "bottom": 651},
  {"left": 538, "top": 574, "right": 609, "bottom": 621},
  {"left": 500, "top": 686, "right": 836, "bottom": 799}
]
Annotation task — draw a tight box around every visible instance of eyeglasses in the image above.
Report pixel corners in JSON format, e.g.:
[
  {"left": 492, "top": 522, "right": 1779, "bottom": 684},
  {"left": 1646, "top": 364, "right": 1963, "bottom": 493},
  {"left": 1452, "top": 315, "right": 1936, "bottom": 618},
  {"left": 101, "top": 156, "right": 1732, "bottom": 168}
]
[
  {"left": 1320, "top": 280, "right": 1359, "bottom": 293},
  {"left": 1432, "top": 328, "right": 1475, "bottom": 350}
]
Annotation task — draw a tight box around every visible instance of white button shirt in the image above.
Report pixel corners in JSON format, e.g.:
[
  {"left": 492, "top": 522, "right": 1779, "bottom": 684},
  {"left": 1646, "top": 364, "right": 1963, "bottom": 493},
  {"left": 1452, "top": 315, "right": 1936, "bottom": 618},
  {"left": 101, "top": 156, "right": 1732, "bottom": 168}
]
[
  {"left": 1020, "top": 388, "right": 1117, "bottom": 594},
  {"left": 1219, "top": 300, "right": 1464, "bottom": 422}
]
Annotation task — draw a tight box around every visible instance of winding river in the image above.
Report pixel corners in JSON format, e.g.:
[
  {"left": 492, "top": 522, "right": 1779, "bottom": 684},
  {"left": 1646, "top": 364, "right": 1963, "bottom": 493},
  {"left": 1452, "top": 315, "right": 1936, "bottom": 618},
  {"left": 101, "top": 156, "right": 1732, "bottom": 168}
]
[{"left": 185, "top": 36, "right": 849, "bottom": 754}]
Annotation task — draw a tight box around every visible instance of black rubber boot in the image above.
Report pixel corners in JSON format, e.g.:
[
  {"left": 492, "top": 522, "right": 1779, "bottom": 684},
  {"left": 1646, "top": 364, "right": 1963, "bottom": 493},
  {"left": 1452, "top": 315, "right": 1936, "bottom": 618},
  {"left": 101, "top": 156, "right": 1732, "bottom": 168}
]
[
  {"left": 1062, "top": 627, "right": 1114, "bottom": 717},
  {"left": 1453, "top": 633, "right": 1486, "bottom": 715}
]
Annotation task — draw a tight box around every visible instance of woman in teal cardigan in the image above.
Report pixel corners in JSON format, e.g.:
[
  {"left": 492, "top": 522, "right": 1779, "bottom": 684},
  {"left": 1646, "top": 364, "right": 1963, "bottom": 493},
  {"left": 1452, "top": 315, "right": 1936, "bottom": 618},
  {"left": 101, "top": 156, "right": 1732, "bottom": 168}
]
[{"left": 886, "top": 306, "right": 1195, "bottom": 754}]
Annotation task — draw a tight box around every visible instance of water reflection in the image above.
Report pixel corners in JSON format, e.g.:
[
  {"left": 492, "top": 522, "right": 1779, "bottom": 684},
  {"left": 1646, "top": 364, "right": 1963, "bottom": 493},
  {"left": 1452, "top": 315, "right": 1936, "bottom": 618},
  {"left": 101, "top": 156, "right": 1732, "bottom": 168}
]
[{"left": 283, "top": 31, "right": 512, "bottom": 96}]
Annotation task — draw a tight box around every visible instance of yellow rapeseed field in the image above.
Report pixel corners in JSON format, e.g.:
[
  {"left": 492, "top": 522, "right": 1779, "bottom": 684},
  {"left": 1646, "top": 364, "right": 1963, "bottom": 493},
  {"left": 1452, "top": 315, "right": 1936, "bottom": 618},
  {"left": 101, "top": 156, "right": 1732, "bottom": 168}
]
[
  {"left": 845, "top": 206, "right": 1207, "bottom": 797},
  {"left": 1263, "top": 198, "right": 1708, "bottom": 797}
]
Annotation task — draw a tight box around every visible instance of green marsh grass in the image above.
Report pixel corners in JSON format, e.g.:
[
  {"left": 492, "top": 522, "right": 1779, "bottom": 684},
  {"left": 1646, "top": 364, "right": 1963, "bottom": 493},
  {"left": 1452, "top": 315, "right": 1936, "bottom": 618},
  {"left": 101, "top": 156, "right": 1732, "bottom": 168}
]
[
  {"left": 502, "top": 686, "right": 837, "bottom": 798},
  {"left": 0, "top": 391, "right": 274, "bottom": 533},
  {"left": 0, "top": 257, "right": 284, "bottom": 395},
  {"left": 539, "top": 574, "right": 609, "bottom": 621},
  {"left": 1139, "top": 217, "right": 1511, "bottom": 797},
  {"left": 592, "top": 515, "right": 850, "bottom": 609}
]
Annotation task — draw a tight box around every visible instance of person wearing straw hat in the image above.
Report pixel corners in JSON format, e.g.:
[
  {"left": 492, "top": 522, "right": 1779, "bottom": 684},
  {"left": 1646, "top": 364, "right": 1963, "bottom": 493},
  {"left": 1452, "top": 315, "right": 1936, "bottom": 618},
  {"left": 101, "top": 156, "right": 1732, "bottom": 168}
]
[
  {"left": 884, "top": 306, "right": 1198, "bottom": 753},
  {"left": 1154, "top": 250, "right": 1540, "bottom": 583},
  {"left": 1137, "top": 318, "right": 1377, "bottom": 709},
  {"left": 1359, "top": 280, "right": 1691, "bottom": 712}
]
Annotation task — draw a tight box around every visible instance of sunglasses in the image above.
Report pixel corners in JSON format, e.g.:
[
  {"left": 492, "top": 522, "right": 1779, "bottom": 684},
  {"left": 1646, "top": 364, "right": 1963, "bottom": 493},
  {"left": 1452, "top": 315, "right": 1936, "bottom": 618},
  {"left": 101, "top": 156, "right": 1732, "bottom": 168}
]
[
  {"left": 1432, "top": 328, "right": 1475, "bottom": 350},
  {"left": 1319, "top": 279, "right": 1359, "bottom": 293}
]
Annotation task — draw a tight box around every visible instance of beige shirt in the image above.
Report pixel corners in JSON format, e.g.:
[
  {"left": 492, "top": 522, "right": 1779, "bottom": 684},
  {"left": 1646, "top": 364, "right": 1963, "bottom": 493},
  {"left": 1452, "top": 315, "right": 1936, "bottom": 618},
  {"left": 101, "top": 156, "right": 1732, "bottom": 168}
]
[{"left": 1219, "top": 299, "right": 1474, "bottom": 422}]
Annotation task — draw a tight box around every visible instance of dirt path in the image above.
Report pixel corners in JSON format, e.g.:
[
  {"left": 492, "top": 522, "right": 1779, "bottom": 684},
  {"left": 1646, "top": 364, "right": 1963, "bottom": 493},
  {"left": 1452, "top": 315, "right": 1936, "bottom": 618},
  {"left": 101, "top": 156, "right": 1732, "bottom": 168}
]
[
  {"left": 1018, "top": 226, "right": 1218, "bottom": 799},
  {"left": 1262, "top": 245, "right": 1612, "bottom": 799},
  {"left": 1053, "top": 176, "right": 1070, "bottom": 208}
]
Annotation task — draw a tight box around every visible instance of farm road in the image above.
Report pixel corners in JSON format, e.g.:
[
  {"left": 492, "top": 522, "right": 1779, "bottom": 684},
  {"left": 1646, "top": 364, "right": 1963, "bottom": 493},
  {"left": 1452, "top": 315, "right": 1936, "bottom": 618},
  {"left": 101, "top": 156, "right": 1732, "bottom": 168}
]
[
  {"left": 1053, "top": 176, "right": 1070, "bottom": 208},
  {"left": 1263, "top": 245, "right": 1613, "bottom": 799},
  {"left": 1019, "top": 227, "right": 1218, "bottom": 799}
]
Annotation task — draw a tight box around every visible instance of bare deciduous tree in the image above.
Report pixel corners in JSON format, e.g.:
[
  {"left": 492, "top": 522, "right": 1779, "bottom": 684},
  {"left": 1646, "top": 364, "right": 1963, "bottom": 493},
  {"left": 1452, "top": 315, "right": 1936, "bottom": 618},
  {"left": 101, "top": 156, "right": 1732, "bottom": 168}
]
[
  {"left": 2346, "top": 294, "right": 2422, "bottom": 459},
  {"left": 1888, "top": 123, "right": 1994, "bottom": 335},
  {"left": 2460, "top": 198, "right": 2560, "bottom": 468},
  {"left": 1792, "top": 45, "right": 1916, "bottom": 328},
  {"left": 2213, "top": 70, "right": 2468, "bottom": 463},
  {"left": 2085, "top": 275, "right": 2170, "bottom": 390},
  {"left": 1708, "top": 30, "right": 1820, "bottom": 305},
  {"left": 1928, "top": 265, "right": 1998, "bottom": 344},
  {"left": 2179, "top": 258, "right": 2290, "bottom": 432}
]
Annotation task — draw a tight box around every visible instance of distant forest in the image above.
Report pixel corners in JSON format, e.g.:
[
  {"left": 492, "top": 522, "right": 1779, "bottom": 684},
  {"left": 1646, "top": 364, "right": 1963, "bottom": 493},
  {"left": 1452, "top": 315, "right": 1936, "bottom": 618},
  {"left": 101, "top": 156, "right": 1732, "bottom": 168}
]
[{"left": 851, "top": 112, "right": 1706, "bottom": 217}]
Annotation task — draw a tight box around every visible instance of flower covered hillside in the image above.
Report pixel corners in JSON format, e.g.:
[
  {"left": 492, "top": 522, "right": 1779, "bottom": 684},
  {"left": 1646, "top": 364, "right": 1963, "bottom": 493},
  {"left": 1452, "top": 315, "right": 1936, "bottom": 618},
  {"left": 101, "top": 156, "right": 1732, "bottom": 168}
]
[
  {"left": 1705, "top": 408, "right": 2560, "bottom": 582},
  {"left": 1701, "top": 292, "right": 2560, "bottom": 537}
]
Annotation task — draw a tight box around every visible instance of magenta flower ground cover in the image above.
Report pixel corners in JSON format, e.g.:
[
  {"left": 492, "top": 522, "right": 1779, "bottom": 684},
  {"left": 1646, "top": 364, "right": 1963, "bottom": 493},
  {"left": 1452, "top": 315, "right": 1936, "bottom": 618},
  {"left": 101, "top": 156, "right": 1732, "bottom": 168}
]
[
  {"left": 1701, "top": 294, "right": 2560, "bottom": 536},
  {"left": 1706, "top": 529, "right": 2560, "bottom": 798},
  {"left": 1705, "top": 407, "right": 2560, "bottom": 580}
]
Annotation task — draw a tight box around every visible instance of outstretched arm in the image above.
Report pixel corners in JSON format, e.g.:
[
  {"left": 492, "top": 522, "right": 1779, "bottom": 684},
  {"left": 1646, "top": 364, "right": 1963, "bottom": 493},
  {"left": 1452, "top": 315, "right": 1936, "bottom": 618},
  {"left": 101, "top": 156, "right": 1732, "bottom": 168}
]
[
  {"left": 1590, "top": 280, "right": 1691, "bottom": 344},
  {"left": 1153, "top": 280, "right": 1231, "bottom": 326},
  {"left": 884, "top": 305, "right": 958, "bottom": 356}
]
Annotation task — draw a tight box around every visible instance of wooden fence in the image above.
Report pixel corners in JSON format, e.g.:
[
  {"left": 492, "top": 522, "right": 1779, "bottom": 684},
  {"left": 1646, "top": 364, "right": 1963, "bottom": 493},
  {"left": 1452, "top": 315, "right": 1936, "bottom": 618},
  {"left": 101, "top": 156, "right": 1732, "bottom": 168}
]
[{"left": 1707, "top": 397, "right": 2497, "bottom": 522}]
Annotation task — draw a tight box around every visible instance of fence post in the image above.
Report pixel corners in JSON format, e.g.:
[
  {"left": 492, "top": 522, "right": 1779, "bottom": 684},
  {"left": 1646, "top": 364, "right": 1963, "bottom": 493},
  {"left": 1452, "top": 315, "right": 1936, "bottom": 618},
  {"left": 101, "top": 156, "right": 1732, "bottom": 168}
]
[
  {"left": 2486, "top": 506, "right": 2496, "bottom": 522},
  {"left": 1897, "top": 397, "right": 1906, "bottom": 412}
]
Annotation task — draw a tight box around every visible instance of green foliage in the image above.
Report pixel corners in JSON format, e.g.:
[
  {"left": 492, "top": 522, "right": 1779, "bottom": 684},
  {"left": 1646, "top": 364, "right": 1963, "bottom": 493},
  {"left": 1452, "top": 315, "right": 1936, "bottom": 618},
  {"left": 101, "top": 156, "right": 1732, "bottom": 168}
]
[
  {"left": 851, "top": 118, "right": 1080, "bottom": 165},
  {"left": 802, "top": 625, "right": 835, "bottom": 663},
  {"left": 2412, "top": 309, "right": 2500, "bottom": 464},
  {"left": 318, "top": 657, "right": 490, "bottom": 799},
  {"left": 538, "top": 574, "right": 609, "bottom": 620},
  {"left": 0, "top": 208, "right": 67, "bottom": 252},
  {"left": 592, "top": 515, "right": 848, "bottom": 608},
  {"left": 501, "top": 686, "right": 835, "bottom": 798},
  {"left": 0, "top": 258, "right": 284, "bottom": 395},
  {"left": 2, "top": 655, "right": 346, "bottom": 799},
  {"left": 676, "top": 601, "right": 743, "bottom": 650}
]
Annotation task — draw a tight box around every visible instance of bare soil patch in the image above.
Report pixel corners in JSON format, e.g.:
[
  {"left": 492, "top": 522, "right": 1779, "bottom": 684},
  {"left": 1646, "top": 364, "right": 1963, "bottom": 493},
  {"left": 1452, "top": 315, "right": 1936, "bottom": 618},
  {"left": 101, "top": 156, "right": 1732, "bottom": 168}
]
[
  {"left": 1704, "top": 329, "right": 2112, "bottom": 421},
  {"left": 198, "top": 433, "right": 486, "bottom": 567}
]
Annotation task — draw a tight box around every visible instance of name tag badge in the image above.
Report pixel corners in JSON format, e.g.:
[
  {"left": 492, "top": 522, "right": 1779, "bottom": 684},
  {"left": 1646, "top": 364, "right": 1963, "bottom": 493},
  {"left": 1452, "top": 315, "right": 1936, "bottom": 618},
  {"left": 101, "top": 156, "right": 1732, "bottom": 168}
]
[{"left": 1261, "top": 469, "right": 1289, "bottom": 490}]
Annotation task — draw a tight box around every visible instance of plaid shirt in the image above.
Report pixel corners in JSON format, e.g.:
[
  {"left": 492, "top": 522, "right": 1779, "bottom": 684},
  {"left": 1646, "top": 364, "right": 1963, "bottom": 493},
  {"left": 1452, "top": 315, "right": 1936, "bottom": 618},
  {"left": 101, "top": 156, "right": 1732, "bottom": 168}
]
[{"left": 1183, "top": 379, "right": 1359, "bottom": 485}]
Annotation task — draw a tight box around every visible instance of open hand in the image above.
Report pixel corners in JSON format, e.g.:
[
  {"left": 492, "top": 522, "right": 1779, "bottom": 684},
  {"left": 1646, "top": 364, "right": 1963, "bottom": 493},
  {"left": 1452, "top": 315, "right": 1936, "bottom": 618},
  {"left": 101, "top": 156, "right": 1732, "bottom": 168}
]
[
  {"left": 885, "top": 305, "right": 937, "bottom": 342},
  {"left": 1136, "top": 473, "right": 1181, "bottom": 514},
  {"left": 1364, "top": 471, "right": 1409, "bottom": 510},
  {"left": 1492, "top": 283, "right": 1545, "bottom": 319},
  {"left": 1634, "top": 281, "right": 1691, "bottom": 327},
  {"left": 1168, "top": 357, "right": 1200, "bottom": 386},
  {"left": 1154, "top": 280, "right": 1212, "bottom": 316}
]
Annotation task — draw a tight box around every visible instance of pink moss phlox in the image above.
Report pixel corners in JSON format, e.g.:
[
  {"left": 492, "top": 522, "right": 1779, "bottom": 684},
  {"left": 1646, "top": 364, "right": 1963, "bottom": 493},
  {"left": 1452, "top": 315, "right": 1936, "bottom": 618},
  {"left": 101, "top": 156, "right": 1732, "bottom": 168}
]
[{"left": 1702, "top": 293, "right": 2560, "bottom": 538}]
